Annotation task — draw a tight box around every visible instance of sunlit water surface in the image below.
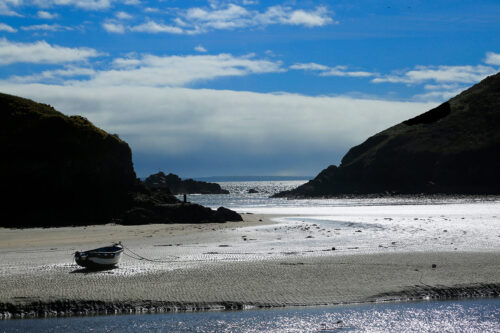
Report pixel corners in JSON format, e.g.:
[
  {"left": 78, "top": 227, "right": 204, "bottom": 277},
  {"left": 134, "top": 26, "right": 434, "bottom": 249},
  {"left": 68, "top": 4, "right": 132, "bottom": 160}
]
[
  {"left": 2, "top": 299, "right": 499, "bottom": 332},
  {"left": 184, "top": 180, "right": 499, "bottom": 211}
]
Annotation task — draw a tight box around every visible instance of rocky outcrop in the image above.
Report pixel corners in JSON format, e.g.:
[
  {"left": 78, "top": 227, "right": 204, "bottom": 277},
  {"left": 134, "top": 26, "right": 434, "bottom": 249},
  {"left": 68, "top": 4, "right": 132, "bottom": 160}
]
[
  {"left": 0, "top": 92, "right": 241, "bottom": 227},
  {"left": 214, "top": 206, "right": 243, "bottom": 221},
  {"left": 122, "top": 203, "right": 243, "bottom": 224},
  {"left": 122, "top": 188, "right": 242, "bottom": 224},
  {"left": 274, "top": 72, "right": 500, "bottom": 197},
  {"left": 1, "top": 93, "right": 138, "bottom": 227},
  {"left": 144, "top": 172, "right": 229, "bottom": 194}
]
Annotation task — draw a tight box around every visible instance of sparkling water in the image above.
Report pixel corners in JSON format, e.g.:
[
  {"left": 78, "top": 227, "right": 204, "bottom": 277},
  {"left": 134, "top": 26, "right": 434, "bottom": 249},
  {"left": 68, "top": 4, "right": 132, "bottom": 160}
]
[
  {"left": 183, "top": 180, "right": 499, "bottom": 211},
  {"left": 183, "top": 180, "right": 500, "bottom": 256},
  {"left": 1, "top": 299, "right": 499, "bottom": 332}
]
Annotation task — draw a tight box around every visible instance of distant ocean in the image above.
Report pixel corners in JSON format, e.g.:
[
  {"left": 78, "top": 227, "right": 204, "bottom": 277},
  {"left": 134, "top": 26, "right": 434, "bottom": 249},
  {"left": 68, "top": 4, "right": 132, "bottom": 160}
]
[
  {"left": 181, "top": 179, "right": 498, "bottom": 211},
  {"left": 194, "top": 176, "right": 313, "bottom": 182},
  {"left": 138, "top": 175, "right": 313, "bottom": 182},
  {"left": 179, "top": 179, "right": 309, "bottom": 209}
]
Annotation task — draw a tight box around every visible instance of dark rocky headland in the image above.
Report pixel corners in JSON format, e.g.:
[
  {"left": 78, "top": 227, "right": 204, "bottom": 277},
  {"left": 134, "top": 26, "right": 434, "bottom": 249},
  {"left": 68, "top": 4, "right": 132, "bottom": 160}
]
[
  {"left": 275, "top": 72, "right": 500, "bottom": 197},
  {"left": 0, "top": 92, "right": 241, "bottom": 228},
  {"left": 144, "top": 172, "right": 229, "bottom": 194}
]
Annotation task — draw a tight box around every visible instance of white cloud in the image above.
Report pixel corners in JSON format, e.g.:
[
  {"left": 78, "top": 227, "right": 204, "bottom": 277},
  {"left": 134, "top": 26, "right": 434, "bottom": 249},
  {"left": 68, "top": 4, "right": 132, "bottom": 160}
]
[
  {"left": 185, "top": 4, "right": 249, "bottom": 30},
  {"left": 128, "top": 4, "right": 335, "bottom": 35},
  {"left": 363, "top": 53, "right": 500, "bottom": 102},
  {"left": 111, "top": 57, "right": 141, "bottom": 68},
  {"left": 291, "top": 62, "right": 375, "bottom": 78},
  {"left": 2, "top": 0, "right": 109, "bottom": 15},
  {"left": 423, "top": 83, "right": 462, "bottom": 91},
  {"left": 183, "top": 4, "right": 334, "bottom": 32},
  {"left": 3, "top": 50, "right": 283, "bottom": 87},
  {"left": 37, "top": 10, "right": 58, "bottom": 19},
  {"left": 6, "top": 50, "right": 283, "bottom": 87},
  {"left": 130, "top": 21, "right": 184, "bottom": 34},
  {"left": 320, "top": 67, "right": 374, "bottom": 78},
  {"left": 0, "top": 0, "right": 22, "bottom": 16},
  {"left": 102, "top": 21, "right": 125, "bottom": 33},
  {"left": 2, "top": 0, "right": 114, "bottom": 12},
  {"left": 0, "top": 23, "right": 17, "bottom": 32},
  {"left": 194, "top": 45, "right": 207, "bottom": 53},
  {"left": 412, "top": 90, "right": 464, "bottom": 102},
  {"left": 411, "top": 83, "right": 465, "bottom": 102},
  {"left": 274, "top": 6, "right": 334, "bottom": 27},
  {"left": 143, "top": 7, "right": 159, "bottom": 13},
  {"left": 115, "top": 11, "right": 132, "bottom": 20},
  {"left": 363, "top": 52, "right": 500, "bottom": 101},
  {"left": 91, "top": 53, "right": 284, "bottom": 86},
  {"left": 31, "top": 0, "right": 113, "bottom": 10},
  {"left": 21, "top": 24, "right": 72, "bottom": 31},
  {"left": 8, "top": 66, "right": 95, "bottom": 83},
  {"left": 0, "top": 38, "right": 100, "bottom": 65},
  {"left": 264, "top": 50, "right": 276, "bottom": 57},
  {"left": 484, "top": 52, "right": 500, "bottom": 66},
  {"left": 373, "top": 65, "right": 497, "bottom": 84},
  {"left": 290, "top": 62, "right": 329, "bottom": 71},
  {"left": 0, "top": 83, "right": 433, "bottom": 163}
]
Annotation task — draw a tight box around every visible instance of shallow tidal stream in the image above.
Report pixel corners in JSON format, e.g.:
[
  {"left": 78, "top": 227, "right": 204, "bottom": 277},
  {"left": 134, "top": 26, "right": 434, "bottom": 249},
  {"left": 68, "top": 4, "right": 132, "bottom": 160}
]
[{"left": 1, "top": 298, "right": 499, "bottom": 332}]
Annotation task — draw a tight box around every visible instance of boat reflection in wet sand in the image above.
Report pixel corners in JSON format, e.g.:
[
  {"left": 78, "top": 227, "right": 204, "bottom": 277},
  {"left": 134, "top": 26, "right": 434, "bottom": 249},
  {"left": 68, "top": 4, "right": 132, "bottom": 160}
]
[{"left": 74, "top": 243, "right": 123, "bottom": 269}]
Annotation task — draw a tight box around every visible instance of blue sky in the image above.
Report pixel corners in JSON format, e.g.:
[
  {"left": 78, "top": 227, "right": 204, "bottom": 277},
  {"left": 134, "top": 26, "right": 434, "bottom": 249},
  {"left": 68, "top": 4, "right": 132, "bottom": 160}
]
[{"left": 1, "top": 0, "right": 499, "bottom": 177}]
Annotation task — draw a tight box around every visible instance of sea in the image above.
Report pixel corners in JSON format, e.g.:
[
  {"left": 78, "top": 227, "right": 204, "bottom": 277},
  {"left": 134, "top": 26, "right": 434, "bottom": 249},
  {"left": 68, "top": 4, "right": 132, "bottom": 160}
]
[{"left": 1, "top": 179, "right": 499, "bottom": 332}]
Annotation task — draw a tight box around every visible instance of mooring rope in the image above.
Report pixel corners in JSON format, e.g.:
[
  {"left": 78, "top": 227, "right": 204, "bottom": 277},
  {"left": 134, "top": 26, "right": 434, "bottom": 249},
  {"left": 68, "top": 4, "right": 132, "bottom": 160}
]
[{"left": 119, "top": 242, "right": 179, "bottom": 263}]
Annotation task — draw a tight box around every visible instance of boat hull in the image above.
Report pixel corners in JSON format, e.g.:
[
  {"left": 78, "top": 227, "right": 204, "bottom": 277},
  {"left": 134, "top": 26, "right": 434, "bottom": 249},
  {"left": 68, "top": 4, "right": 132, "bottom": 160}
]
[{"left": 75, "top": 245, "right": 123, "bottom": 268}]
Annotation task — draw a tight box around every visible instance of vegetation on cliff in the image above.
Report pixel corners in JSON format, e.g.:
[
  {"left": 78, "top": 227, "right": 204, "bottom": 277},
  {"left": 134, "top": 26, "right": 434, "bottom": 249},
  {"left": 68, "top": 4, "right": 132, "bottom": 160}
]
[{"left": 275, "top": 72, "right": 500, "bottom": 197}]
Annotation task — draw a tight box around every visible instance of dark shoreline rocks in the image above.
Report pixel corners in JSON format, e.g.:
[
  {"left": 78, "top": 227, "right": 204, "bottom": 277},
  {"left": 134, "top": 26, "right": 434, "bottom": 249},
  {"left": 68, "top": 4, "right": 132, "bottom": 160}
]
[
  {"left": 0, "top": 300, "right": 252, "bottom": 320},
  {"left": 144, "top": 172, "right": 229, "bottom": 195},
  {"left": 274, "top": 72, "right": 500, "bottom": 198},
  {"left": 121, "top": 203, "right": 242, "bottom": 224},
  {"left": 1, "top": 283, "right": 499, "bottom": 319}
]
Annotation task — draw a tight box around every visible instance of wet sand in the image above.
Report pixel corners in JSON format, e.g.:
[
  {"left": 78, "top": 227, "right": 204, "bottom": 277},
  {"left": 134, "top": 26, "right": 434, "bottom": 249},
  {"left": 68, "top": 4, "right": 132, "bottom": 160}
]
[{"left": 0, "top": 213, "right": 499, "bottom": 318}]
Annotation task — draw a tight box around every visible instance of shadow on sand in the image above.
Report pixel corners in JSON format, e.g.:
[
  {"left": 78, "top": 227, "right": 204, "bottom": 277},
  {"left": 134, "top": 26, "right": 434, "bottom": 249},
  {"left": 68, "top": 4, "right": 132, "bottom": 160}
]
[{"left": 70, "top": 266, "right": 117, "bottom": 274}]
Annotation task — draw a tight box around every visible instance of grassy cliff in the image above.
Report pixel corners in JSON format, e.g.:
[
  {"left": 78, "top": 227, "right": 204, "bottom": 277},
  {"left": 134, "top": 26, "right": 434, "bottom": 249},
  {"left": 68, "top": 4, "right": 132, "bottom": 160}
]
[
  {"left": 0, "top": 92, "right": 242, "bottom": 227},
  {"left": 275, "top": 72, "right": 500, "bottom": 197}
]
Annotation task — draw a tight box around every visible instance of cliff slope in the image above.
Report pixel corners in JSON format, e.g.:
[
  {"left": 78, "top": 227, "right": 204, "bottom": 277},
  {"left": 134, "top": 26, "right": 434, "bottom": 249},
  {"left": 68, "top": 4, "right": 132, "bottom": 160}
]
[
  {"left": 0, "top": 93, "right": 138, "bottom": 227},
  {"left": 0, "top": 93, "right": 241, "bottom": 227},
  {"left": 275, "top": 72, "right": 500, "bottom": 197}
]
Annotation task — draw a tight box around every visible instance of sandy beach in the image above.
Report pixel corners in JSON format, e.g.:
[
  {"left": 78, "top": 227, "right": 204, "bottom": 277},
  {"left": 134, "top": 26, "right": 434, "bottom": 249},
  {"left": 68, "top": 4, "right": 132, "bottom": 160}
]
[{"left": 1, "top": 202, "right": 499, "bottom": 319}]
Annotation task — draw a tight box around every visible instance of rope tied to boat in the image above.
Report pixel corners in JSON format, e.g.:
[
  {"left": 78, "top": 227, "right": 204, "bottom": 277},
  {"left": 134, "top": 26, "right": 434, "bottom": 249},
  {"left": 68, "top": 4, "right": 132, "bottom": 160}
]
[{"left": 118, "top": 242, "right": 180, "bottom": 263}]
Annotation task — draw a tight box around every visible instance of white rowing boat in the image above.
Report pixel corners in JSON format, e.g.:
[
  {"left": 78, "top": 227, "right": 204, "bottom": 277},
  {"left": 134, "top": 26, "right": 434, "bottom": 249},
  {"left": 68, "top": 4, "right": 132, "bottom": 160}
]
[{"left": 74, "top": 243, "right": 123, "bottom": 268}]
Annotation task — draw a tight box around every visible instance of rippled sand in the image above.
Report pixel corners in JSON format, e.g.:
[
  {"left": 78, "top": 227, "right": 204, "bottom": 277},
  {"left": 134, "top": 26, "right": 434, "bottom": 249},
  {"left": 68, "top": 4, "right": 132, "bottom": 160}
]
[{"left": 0, "top": 203, "right": 499, "bottom": 317}]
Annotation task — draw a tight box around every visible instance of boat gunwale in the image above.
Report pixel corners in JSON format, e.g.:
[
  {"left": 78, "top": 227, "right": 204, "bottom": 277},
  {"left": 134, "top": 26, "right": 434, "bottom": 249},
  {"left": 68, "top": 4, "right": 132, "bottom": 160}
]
[
  {"left": 77, "top": 245, "right": 123, "bottom": 255},
  {"left": 82, "top": 249, "right": 123, "bottom": 255}
]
